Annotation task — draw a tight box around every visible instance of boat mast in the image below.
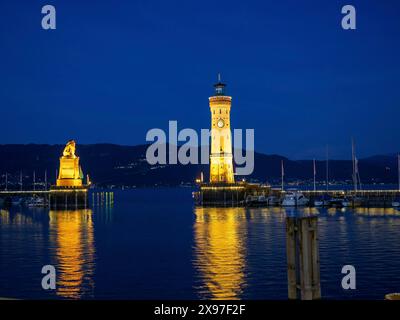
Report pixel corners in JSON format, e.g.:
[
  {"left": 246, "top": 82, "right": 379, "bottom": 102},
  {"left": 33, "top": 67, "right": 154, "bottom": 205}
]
[
  {"left": 313, "top": 158, "right": 316, "bottom": 192},
  {"left": 326, "top": 145, "right": 329, "bottom": 191},
  {"left": 352, "top": 138, "right": 362, "bottom": 192},
  {"left": 398, "top": 154, "right": 400, "bottom": 192},
  {"left": 20, "top": 171, "right": 23, "bottom": 191},
  {"left": 281, "top": 160, "right": 284, "bottom": 191},
  {"left": 356, "top": 156, "right": 362, "bottom": 191},
  {"left": 352, "top": 138, "right": 358, "bottom": 192}
]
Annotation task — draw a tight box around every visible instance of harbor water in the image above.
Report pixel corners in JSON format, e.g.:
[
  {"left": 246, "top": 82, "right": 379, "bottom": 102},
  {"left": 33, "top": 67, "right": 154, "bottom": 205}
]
[{"left": 1, "top": 188, "right": 400, "bottom": 300}]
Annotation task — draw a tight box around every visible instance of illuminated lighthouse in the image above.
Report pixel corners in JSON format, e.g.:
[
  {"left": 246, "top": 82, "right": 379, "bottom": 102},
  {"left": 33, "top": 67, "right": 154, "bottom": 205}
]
[{"left": 209, "top": 74, "right": 235, "bottom": 184}]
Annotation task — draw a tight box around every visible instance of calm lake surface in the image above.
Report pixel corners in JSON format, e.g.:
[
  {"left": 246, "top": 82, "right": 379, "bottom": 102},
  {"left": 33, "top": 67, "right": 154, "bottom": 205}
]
[{"left": 1, "top": 188, "right": 400, "bottom": 300}]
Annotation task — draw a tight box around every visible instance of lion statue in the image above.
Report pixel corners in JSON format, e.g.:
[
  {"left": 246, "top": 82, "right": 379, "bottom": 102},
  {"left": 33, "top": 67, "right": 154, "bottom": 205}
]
[{"left": 62, "top": 140, "right": 76, "bottom": 157}]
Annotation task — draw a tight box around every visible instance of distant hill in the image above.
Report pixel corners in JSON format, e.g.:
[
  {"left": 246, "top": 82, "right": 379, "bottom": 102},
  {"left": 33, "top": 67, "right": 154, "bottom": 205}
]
[{"left": 0, "top": 144, "right": 398, "bottom": 188}]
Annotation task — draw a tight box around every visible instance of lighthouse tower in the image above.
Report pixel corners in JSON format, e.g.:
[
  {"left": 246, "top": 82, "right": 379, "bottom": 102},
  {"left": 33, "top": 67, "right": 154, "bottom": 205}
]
[{"left": 209, "top": 74, "right": 235, "bottom": 184}]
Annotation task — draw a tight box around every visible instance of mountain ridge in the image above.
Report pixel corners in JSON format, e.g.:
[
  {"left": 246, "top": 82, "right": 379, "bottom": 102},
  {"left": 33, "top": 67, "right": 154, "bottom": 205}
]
[{"left": 0, "top": 144, "right": 398, "bottom": 187}]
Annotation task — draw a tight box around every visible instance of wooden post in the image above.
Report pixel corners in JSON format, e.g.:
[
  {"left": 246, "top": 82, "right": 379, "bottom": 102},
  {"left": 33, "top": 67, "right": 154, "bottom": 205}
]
[
  {"left": 286, "top": 220, "right": 297, "bottom": 299},
  {"left": 286, "top": 216, "right": 321, "bottom": 300}
]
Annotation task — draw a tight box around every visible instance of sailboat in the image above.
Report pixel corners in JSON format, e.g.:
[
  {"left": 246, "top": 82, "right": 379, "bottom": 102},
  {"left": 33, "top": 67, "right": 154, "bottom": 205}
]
[
  {"left": 313, "top": 159, "right": 323, "bottom": 206},
  {"left": 315, "top": 147, "right": 346, "bottom": 208},
  {"left": 392, "top": 154, "right": 400, "bottom": 208},
  {"left": 342, "top": 139, "right": 363, "bottom": 207},
  {"left": 313, "top": 159, "right": 331, "bottom": 206}
]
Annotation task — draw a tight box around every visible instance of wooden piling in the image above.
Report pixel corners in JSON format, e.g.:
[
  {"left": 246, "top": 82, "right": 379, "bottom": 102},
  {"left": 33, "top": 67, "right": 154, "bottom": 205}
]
[
  {"left": 286, "top": 216, "right": 321, "bottom": 300},
  {"left": 286, "top": 221, "right": 297, "bottom": 299}
]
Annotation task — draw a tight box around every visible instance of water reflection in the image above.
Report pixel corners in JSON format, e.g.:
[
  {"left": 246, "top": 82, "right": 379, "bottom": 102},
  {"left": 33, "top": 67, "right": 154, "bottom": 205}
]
[
  {"left": 193, "top": 207, "right": 247, "bottom": 300},
  {"left": 94, "top": 205, "right": 114, "bottom": 223},
  {"left": 352, "top": 207, "right": 400, "bottom": 216},
  {"left": 0, "top": 209, "right": 38, "bottom": 225},
  {"left": 283, "top": 207, "right": 320, "bottom": 217},
  {"left": 49, "top": 209, "right": 95, "bottom": 299}
]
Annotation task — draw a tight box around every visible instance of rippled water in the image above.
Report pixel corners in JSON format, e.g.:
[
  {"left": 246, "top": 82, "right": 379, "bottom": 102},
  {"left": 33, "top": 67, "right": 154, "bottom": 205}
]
[{"left": 1, "top": 188, "right": 400, "bottom": 300}]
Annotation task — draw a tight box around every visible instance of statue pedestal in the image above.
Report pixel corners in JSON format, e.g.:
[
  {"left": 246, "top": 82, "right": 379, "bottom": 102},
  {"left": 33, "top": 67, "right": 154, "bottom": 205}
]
[{"left": 57, "top": 157, "right": 83, "bottom": 187}]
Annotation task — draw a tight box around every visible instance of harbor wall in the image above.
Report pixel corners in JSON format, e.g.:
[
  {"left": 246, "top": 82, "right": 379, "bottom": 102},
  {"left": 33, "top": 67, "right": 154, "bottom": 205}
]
[
  {"left": 195, "top": 183, "right": 272, "bottom": 206},
  {"left": 195, "top": 184, "right": 400, "bottom": 208},
  {"left": 49, "top": 186, "right": 89, "bottom": 209}
]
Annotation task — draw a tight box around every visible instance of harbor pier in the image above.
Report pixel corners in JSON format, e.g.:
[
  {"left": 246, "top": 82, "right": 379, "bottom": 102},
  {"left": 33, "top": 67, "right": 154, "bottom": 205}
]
[
  {"left": 49, "top": 186, "right": 89, "bottom": 209},
  {"left": 194, "top": 185, "right": 400, "bottom": 208},
  {"left": 0, "top": 189, "right": 89, "bottom": 209},
  {"left": 302, "top": 189, "right": 400, "bottom": 208},
  {"left": 195, "top": 182, "right": 271, "bottom": 206}
]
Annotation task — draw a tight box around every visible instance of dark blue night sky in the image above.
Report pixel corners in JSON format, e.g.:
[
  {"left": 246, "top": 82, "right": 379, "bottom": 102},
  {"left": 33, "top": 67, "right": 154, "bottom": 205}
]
[{"left": 0, "top": 0, "right": 399, "bottom": 159}]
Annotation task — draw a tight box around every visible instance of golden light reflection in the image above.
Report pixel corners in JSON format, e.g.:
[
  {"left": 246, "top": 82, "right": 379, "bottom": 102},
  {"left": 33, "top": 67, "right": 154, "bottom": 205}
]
[
  {"left": 193, "top": 207, "right": 246, "bottom": 300},
  {"left": 353, "top": 207, "right": 400, "bottom": 216},
  {"left": 0, "top": 209, "right": 36, "bottom": 225},
  {"left": 49, "top": 209, "right": 95, "bottom": 299},
  {"left": 0, "top": 209, "right": 10, "bottom": 224}
]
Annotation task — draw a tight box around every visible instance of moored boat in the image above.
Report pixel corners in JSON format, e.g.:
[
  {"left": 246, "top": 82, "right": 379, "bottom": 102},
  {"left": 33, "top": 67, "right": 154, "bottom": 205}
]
[
  {"left": 329, "top": 197, "right": 345, "bottom": 207},
  {"left": 267, "top": 195, "right": 280, "bottom": 206},
  {"left": 11, "top": 198, "right": 23, "bottom": 206},
  {"left": 25, "top": 197, "right": 47, "bottom": 208},
  {"left": 281, "top": 191, "right": 309, "bottom": 207},
  {"left": 246, "top": 195, "right": 268, "bottom": 206},
  {"left": 342, "top": 196, "right": 363, "bottom": 208},
  {"left": 314, "top": 198, "right": 324, "bottom": 207},
  {"left": 314, "top": 193, "right": 331, "bottom": 207}
]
